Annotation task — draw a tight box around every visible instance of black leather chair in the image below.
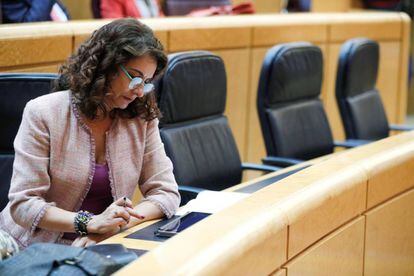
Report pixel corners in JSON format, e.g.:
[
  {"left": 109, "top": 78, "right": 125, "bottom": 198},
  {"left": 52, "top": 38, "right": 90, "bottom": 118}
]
[
  {"left": 336, "top": 38, "right": 413, "bottom": 141},
  {"left": 0, "top": 73, "right": 58, "bottom": 211},
  {"left": 257, "top": 42, "right": 360, "bottom": 168},
  {"left": 0, "top": 155, "right": 14, "bottom": 211},
  {"left": 156, "top": 51, "right": 279, "bottom": 205}
]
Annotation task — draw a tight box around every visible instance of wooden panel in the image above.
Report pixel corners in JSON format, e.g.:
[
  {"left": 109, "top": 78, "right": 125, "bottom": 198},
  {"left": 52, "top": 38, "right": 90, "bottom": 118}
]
[
  {"left": 363, "top": 140, "right": 414, "bottom": 208},
  {"left": 232, "top": 0, "right": 282, "bottom": 13},
  {"left": 285, "top": 217, "right": 365, "bottom": 276},
  {"left": 169, "top": 27, "right": 251, "bottom": 52},
  {"left": 155, "top": 31, "right": 169, "bottom": 52},
  {"left": 377, "top": 41, "right": 401, "bottom": 123},
  {"left": 70, "top": 20, "right": 110, "bottom": 51},
  {"left": 0, "top": 36, "right": 72, "bottom": 68},
  {"left": 311, "top": 0, "right": 351, "bottom": 12},
  {"left": 73, "top": 29, "right": 168, "bottom": 53},
  {"left": 329, "top": 17, "right": 401, "bottom": 42},
  {"left": 213, "top": 49, "right": 250, "bottom": 160},
  {"left": 0, "top": 23, "right": 73, "bottom": 69},
  {"left": 2, "top": 63, "right": 61, "bottom": 73},
  {"left": 74, "top": 35, "right": 90, "bottom": 52},
  {"left": 0, "top": 22, "right": 73, "bottom": 39},
  {"left": 208, "top": 226, "right": 286, "bottom": 275},
  {"left": 281, "top": 163, "right": 367, "bottom": 258},
  {"left": 406, "top": 18, "right": 414, "bottom": 114},
  {"left": 245, "top": 47, "right": 267, "bottom": 179},
  {"left": 325, "top": 43, "right": 345, "bottom": 140},
  {"left": 364, "top": 189, "right": 414, "bottom": 276},
  {"left": 270, "top": 268, "right": 287, "bottom": 276},
  {"left": 396, "top": 14, "right": 411, "bottom": 122},
  {"left": 60, "top": 0, "right": 92, "bottom": 19},
  {"left": 316, "top": 43, "right": 328, "bottom": 105},
  {"left": 351, "top": 0, "right": 364, "bottom": 9},
  {"left": 253, "top": 24, "right": 327, "bottom": 47},
  {"left": 255, "top": 0, "right": 283, "bottom": 13}
]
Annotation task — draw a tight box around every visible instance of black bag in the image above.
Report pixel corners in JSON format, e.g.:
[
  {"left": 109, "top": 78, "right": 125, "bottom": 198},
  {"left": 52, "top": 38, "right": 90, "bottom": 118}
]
[{"left": 0, "top": 243, "right": 137, "bottom": 276}]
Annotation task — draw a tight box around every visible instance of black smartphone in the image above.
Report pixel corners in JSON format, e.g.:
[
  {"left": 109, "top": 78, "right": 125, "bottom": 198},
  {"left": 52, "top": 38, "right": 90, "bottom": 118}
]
[{"left": 154, "top": 212, "right": 211, "bottom": 237}]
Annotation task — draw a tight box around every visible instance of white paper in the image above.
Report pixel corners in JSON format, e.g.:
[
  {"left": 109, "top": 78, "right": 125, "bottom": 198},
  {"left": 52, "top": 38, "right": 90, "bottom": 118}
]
[{"left": 177, "top": 190, "right": 249, "bottom": 216}]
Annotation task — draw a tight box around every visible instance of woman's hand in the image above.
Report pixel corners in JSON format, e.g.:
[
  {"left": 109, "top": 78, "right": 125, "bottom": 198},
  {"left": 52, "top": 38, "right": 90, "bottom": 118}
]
[{"left": 87, "top": 197, "right": 144, "bottom": 234}]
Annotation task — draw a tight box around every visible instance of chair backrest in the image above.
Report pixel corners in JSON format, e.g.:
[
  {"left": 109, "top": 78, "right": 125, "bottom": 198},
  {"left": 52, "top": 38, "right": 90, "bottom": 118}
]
[
  {"left": 257, "top": 42, "right": 334, "bottom": 160},
  {"left": 336, "top": 38, "right": 389, "bottom": 140},
  {"left": 0, "top": 73, "right": 58, "bottom": 154},
  {"left": 0, "top": 73, "right": 57, "bottom": 210},
  {"left": 0, "top": 155, "right": 14, "bottom": 211},
  {"left": 157, "top": 51, "right": 242, "bottom": 190}
]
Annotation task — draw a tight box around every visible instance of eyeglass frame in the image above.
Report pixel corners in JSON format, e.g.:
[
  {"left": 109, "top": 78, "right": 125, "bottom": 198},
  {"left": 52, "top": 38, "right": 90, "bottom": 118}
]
[{"left": 119, "top": 64, "right": 155, "bottom": 94}]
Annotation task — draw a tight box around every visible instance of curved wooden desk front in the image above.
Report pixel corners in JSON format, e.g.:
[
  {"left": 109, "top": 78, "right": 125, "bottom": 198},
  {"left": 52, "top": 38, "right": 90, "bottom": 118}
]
[{"left": 110, "top": 131, "right": 414, "bottom": 275}]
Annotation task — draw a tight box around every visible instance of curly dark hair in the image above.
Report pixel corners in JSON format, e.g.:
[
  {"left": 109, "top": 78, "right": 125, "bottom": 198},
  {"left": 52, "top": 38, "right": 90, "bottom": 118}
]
[{"left": 55, "top": 18, "right": 167, "bottom": 121}]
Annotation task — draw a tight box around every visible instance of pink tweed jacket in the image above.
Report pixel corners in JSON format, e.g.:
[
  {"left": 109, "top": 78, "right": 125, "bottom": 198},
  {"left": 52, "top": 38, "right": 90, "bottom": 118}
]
[{"left": 0, "top": 90, "right": 180, "bottom": 248}]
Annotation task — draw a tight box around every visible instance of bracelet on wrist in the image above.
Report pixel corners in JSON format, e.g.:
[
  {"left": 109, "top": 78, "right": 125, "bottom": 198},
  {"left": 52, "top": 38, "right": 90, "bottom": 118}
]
[{"left": 74, "top": 210, "right": 94, "bottom": 236}]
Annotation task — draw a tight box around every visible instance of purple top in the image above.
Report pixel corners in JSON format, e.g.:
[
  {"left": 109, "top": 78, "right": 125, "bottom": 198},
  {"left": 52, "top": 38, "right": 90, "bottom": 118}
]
[{"left": 63, "top": 163, "right": 113, "bottom": 240}]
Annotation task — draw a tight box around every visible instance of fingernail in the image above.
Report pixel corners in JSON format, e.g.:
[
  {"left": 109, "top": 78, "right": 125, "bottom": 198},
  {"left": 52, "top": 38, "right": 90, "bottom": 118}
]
[{"left": 139, "top": 215, "right": 145, "bottom": 219}]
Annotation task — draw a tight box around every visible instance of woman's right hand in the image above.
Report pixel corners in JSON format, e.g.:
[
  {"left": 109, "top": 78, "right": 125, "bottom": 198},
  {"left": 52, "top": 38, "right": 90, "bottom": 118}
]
[{"left": 86, "top": 197, "right": 143, "bottom": 234}]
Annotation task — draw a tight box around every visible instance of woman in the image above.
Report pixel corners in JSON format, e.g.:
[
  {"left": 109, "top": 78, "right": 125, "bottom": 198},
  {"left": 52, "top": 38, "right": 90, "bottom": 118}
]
[{"left": 0, "top": 18, "right": 180, "bottom": 248}]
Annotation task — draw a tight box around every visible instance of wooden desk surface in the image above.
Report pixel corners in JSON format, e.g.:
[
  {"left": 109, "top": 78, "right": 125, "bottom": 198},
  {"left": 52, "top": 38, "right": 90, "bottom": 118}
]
[
  {"left": 112, "top": 131, "right": 414, "bottom": 275},
  {"left": 101, "top": 152, "right": 335, "bottom": 251}
]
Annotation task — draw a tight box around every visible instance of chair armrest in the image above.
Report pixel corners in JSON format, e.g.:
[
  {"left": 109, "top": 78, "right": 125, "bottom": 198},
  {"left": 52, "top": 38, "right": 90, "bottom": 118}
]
[
  {"left": 241, "top": 162, "right": 280, "bottom": 172},
  {"left": 334, "top": 139, "right": 372, "bottom": 148},
  {"left": 178, "top": 185, "right": 206, "bottom": 206},
  {"left": 262, "top": 156, "right": 303, "bottom": 167},
  {"left": 389, "top": 124, "right": 414, "bottom": 132}
]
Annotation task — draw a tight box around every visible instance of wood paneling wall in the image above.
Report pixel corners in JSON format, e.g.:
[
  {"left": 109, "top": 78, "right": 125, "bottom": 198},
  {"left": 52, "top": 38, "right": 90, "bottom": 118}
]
[{"left": 0, "top": 13, "right": 409, "bottom": 182}]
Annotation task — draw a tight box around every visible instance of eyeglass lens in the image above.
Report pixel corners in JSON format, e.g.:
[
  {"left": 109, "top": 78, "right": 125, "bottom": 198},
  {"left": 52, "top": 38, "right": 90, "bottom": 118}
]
[{"left": 128, "top": 77, "right": 154, "bottom": 94}]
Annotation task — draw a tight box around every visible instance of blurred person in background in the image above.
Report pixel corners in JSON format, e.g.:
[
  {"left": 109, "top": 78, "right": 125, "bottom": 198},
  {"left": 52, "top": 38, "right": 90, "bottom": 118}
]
[
  {"left": 99, "top": 0, "right": 163, "bottom": 18},
  {"left": 0, "top": 0, "right": 69, "bottom": 23}
]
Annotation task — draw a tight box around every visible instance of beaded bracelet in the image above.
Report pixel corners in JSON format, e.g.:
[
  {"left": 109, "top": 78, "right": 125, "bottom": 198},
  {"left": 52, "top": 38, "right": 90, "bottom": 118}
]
[{"left": 74, "top": 210, "right": 93, "bottom": 236}]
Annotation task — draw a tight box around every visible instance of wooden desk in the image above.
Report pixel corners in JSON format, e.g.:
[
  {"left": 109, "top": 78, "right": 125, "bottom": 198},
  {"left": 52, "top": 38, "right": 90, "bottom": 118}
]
[
  {"left": 111, "top": 131, "right": 414, "bottom": 275},
  {"left": 101, "top": 158, "right": 319, "bottom": 251}
]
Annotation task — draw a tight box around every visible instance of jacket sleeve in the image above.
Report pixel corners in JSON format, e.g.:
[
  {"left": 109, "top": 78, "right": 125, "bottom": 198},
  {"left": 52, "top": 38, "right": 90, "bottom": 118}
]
[
  {"left": 139, "top": 119, "right": 180, "bottom": 218},
  {"left": 2, "top": 0, "right": 56, "bottom": 23},
  {"left": 8, "top": 100, "right": 55, "bottom": 234}
]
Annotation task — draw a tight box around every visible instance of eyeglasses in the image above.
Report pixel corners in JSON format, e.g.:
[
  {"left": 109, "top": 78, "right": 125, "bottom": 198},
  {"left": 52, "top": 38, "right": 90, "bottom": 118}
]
[{"left": 119, "top": 65, "right": 155, "bottom": 94}]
